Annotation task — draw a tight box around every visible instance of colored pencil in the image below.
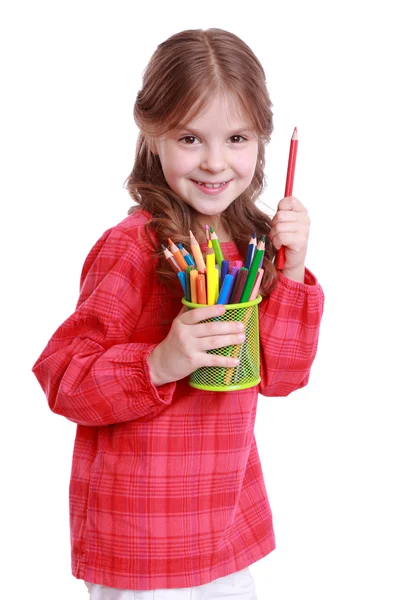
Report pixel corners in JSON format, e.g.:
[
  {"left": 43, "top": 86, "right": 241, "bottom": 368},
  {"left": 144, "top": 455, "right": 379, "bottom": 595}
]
[
  {"left": 185, "top": 266, "right": 194, "bottom": 302},
  {"left": 221, "top": 260, "right": 230, "bottom": 287},
  {"left": 240, "top": 236, "right": 266, "bottom": 302},
  {"left": 217, "top": 274, "right": 234, "bottom": 304},
  {"left": 177, "top": 271, "right": 186, "bottom": 297},
  {"left": 223, "top": 307, "right": 253, "bottom": 385},
  {"left": 276, "top": 127, "right": 298, "bottom": 269},
  {"left": 215, "top": 264, "right": 220, "bottom": 297},
  {"left": 230, "top": 268, "right": 249, "bottom": 304},
  {"left": 161, "top": 244, "right": 181, "bottom": 274},
  {"left": 209, "top": 226, "right": 225, "bottom": 267},
  {"left": 178, "top": 243, "right": 196, "bottom": 267},
  {"left": 244, "top": 232, "right": 257, "bottom": 269},
  {"left": 249, "top": 268, "right": 264, "bottom": 300},
  {"left": 206, "top": 241, "right": 216, "bottom": 305},
  {"left": 190, "top": 269, "right": 198, "bottom": 303},
  {"left": 189, "top": 230, "right": 206, "bottom": 272},
  {"left": 196, "top": 272, "right": 207, "bottom": 304},
  {"left": 229, "top": 266, "right": 240, "bottom": 287},
  {"left": 168, "top": 238, "right": 188, "bottom": 271}
]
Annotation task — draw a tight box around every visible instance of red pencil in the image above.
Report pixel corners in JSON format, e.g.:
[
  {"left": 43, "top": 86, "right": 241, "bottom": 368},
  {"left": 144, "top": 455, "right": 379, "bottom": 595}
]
[{"left": 276, "top": 127, "right": 298, "bottom": 270}]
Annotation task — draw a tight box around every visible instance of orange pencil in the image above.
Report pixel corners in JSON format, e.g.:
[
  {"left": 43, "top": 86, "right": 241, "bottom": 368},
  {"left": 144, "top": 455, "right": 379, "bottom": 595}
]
[
  {"left": 276, "top": 127, "right": 298, "bottom": 269},
  {"left": 189, "top": 230, "right": 206, "bottom": 272},
  {"left": 190, "top": 269, "right": 198, "bottom": 303},
  {"left": 161, "top": 244, "right": 181, "bottom": 274},
  {"left": 196, "top": 273, "right": 207, "bottom": 304},
  {"left": 168, "top": 238, "right": 188, "bottom": 271}
]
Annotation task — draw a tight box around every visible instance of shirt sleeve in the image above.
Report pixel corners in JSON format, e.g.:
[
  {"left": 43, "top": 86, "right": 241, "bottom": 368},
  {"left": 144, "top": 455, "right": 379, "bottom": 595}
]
[
  {"left": 32, "top": 228, "right": 176, "bottom": 426},
  {"left": 257, "top": 268, "right": 324, "bottom": 397}
]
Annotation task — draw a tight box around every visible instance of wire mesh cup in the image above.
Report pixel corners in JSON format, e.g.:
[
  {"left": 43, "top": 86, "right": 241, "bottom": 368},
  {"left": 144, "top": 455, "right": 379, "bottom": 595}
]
[{"left": 181, "top": 295, "right": 262, "bottom": 392}]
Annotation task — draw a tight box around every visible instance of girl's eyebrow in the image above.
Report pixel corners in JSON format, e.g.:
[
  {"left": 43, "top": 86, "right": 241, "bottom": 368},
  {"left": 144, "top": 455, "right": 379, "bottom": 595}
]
[{"left": 175, "top": 125, "right": 253, "bottom": 136}]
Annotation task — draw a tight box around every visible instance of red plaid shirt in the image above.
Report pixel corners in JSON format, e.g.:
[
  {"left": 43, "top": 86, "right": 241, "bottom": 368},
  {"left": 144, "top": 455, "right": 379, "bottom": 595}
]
[{"left": 32, "top": 210, "right": 324, "bottom": 590}]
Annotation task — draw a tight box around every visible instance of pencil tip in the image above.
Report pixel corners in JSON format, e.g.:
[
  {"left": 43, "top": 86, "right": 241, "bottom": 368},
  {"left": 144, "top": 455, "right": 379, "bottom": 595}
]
[
  {"left": 292, "top": 127, "right": 298, "bottom": 140},
  {"left": 252, "top": 232, "right": 256, "bottom": 238},
  {"left": 261, "top": 234, "right": 266, "bottom": 242},
  {"left": 167, "top": 238, "right": 173, "bottom": 245},
  {"left": 161, "top": 244, "right": 166, "bottom": 250},
  {"left": 209, "top": 226, "right": 214, "bottom": 233}
]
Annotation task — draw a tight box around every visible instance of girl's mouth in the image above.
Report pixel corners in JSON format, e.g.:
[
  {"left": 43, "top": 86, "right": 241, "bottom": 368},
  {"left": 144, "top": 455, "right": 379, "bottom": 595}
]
[{"left": 191, "top": 180, "right": 231, "bottom": 195}]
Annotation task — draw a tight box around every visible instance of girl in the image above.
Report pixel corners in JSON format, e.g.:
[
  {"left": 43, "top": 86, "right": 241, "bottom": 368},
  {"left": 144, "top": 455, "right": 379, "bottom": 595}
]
[{"left": 32, "top": 28, "right": 324, "bottom": 599}]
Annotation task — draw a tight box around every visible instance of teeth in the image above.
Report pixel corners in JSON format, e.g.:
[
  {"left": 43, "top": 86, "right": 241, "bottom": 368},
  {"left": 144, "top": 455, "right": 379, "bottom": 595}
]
[{"left": 196, "top": 181, "right": 227, "bottom": 188}]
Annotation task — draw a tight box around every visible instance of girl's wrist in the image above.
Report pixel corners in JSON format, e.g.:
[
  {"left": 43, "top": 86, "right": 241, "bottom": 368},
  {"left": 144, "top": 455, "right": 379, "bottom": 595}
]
[
  {"left": 281, "top": 264, "right": 305, "bottom": 283},
  {"left": 147, "top": 346, "right": 168, "bottom": 387}
]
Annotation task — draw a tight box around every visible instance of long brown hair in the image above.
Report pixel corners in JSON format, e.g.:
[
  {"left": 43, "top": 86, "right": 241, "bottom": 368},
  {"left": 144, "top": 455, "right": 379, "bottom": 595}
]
[{"left": 123, "top": 28, "right": 278, "bottom": 296}]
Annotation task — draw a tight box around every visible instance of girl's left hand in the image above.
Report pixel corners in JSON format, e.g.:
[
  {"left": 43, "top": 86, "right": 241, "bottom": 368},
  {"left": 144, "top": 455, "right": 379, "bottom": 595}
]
[{"left": 269, "top": 196, "right": 310, "bottom": 279}]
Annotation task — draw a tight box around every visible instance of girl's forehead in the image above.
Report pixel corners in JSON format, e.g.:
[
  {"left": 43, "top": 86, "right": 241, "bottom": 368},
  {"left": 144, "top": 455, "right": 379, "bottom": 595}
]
[{"left": 181, "top": 92, "right": 253, "bottom": 131}]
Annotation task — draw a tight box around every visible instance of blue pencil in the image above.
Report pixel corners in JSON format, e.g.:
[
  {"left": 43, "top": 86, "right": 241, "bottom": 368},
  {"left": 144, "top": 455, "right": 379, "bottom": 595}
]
[
  {"left": 244, "top": 232, "right": 257, "bottom": 269},
  {"left": 177, "top": 271, "right": 186, "bottom": 297},
  {"left": 178, "top": 243, "right": 196, "bottom": 267},
  {"left": 220, "top": 260, "right": 230, "bottom": 287},
  {"left": 216, "top": 274, "right": 234, "bottom": 304}
]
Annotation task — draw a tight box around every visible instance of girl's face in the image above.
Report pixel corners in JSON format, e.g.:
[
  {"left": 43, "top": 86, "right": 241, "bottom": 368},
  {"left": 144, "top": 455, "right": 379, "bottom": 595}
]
[{"left": 153, "top": 93, "right": 259, "bottom": 219}]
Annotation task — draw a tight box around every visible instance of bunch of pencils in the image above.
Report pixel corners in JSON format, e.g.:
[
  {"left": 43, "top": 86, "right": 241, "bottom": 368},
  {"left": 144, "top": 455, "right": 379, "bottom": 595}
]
[{"left": 162, "top": 227, "right": 265, "bottom": 305}]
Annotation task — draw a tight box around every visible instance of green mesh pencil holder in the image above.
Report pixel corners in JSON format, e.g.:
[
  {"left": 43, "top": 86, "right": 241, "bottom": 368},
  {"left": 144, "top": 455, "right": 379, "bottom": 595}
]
[{"left": 181, "top": 295, "right": 262, "bottom": 392}]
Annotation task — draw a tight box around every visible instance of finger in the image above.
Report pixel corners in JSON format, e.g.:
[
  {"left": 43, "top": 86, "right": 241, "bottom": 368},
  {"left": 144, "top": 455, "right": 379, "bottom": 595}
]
[
  {"left": 270, "top": 232, "right": 309, "bottom": 251},
  {"left": 271, "top": 212, "right": 298, "bottom": 228},
  {"left": 202, "top": 351, "right": 240, "bottom": 369},
  {"left": 277, "top": 196, "right": 307, "bottom": 212},
  {"left": 269, "top": 222, "right": 300, "bottom": 239},
  {"left": 193, "top": 319, "right": 244, "bottom": 338},
  {"left": 198, "top": 332, "right": 246, "bottom": 351},
  {"left": 180, "top": 303, "right": 225, "bottom": 325}
]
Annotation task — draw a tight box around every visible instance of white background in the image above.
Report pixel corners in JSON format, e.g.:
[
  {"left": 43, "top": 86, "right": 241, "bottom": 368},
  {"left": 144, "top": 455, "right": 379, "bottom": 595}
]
[{"left": 1, "top": 1, "right": 399, "bottom": 598}]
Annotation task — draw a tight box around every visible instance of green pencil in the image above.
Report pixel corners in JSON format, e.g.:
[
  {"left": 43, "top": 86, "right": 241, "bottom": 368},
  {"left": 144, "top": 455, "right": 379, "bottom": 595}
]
[
  {"left": 240, "top": 236, "right": 265, "bottom": 302},
  {"left": 209, "top": 226, "right": 225, "bottom": 267}
]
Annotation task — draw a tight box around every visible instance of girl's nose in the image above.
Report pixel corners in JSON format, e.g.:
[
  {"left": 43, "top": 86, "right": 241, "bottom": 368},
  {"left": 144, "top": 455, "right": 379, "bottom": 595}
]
[{"left": 200, "top": 145, "right": 227, "bottom": 173}]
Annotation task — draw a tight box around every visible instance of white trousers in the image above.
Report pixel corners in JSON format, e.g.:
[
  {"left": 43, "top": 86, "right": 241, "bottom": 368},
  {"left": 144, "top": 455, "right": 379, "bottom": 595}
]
[{"left": 84, "top": 567, "right": 257, "bottom": 599}]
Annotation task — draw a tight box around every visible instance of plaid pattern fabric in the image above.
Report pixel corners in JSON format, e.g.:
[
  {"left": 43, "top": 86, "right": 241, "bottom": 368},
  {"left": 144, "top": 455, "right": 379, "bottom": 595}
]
[{"left": 32, "top": 210, "right": 324, "bottom": 590}]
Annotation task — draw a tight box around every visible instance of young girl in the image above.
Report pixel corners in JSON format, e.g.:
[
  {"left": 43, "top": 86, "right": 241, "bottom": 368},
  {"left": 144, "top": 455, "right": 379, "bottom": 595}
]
[{"left": 32, "top": 28, "right": 324, "bottom": 599}]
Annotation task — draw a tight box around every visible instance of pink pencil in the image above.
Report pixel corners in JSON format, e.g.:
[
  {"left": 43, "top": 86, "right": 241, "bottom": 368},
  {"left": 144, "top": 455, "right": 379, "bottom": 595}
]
[{"left": 249, "top": 268, "right": 264, "bottom": 300}]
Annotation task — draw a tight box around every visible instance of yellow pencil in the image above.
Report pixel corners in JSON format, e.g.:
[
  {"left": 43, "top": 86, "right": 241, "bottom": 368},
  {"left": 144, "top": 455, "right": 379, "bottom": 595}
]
[
  {"left": 206, "top": 240, "right": 216, "bottom": 304},
  {"left": 214, "top": 264, "right": 220, "bottom": 299}
]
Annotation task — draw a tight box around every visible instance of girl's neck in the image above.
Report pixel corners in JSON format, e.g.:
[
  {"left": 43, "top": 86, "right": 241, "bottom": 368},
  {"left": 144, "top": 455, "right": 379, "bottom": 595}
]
[{"left": 194, "top": 218, "right": 233, "bottom": 244}]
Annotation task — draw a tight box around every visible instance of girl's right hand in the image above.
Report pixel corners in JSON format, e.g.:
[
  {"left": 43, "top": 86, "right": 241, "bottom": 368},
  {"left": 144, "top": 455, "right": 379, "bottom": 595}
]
[{"left": 147, "top": 304, "right": 245, "bottom": 386}]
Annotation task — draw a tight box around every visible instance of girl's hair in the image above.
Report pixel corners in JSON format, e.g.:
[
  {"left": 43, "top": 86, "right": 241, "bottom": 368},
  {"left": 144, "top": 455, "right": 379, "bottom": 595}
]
[{"left": 124, "top": 28, "right": 278, "bottom": 297}]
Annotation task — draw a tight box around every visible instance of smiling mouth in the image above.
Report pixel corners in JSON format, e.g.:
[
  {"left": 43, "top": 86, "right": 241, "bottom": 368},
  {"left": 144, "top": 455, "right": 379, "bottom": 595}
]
[{"left": 192, "top": 180, "right": 229, "bottom": 188}]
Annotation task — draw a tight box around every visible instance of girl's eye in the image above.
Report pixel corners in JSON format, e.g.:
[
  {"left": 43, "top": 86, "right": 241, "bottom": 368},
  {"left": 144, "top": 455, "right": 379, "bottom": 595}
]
[
  {"left": 180, "top": 136, "right": 200, "bottom": 145},
  {"left": 230, "top": 135, "right": 246, "bottom": 143}
]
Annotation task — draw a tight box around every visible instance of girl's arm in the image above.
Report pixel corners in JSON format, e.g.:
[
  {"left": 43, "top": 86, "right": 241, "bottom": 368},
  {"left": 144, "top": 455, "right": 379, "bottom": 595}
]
[
  {"left": 257, "top": 269, "right": 324, "bottom": 397},
  {"left": 32, "top": 228, "right": 177, "bottom": 427}
]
